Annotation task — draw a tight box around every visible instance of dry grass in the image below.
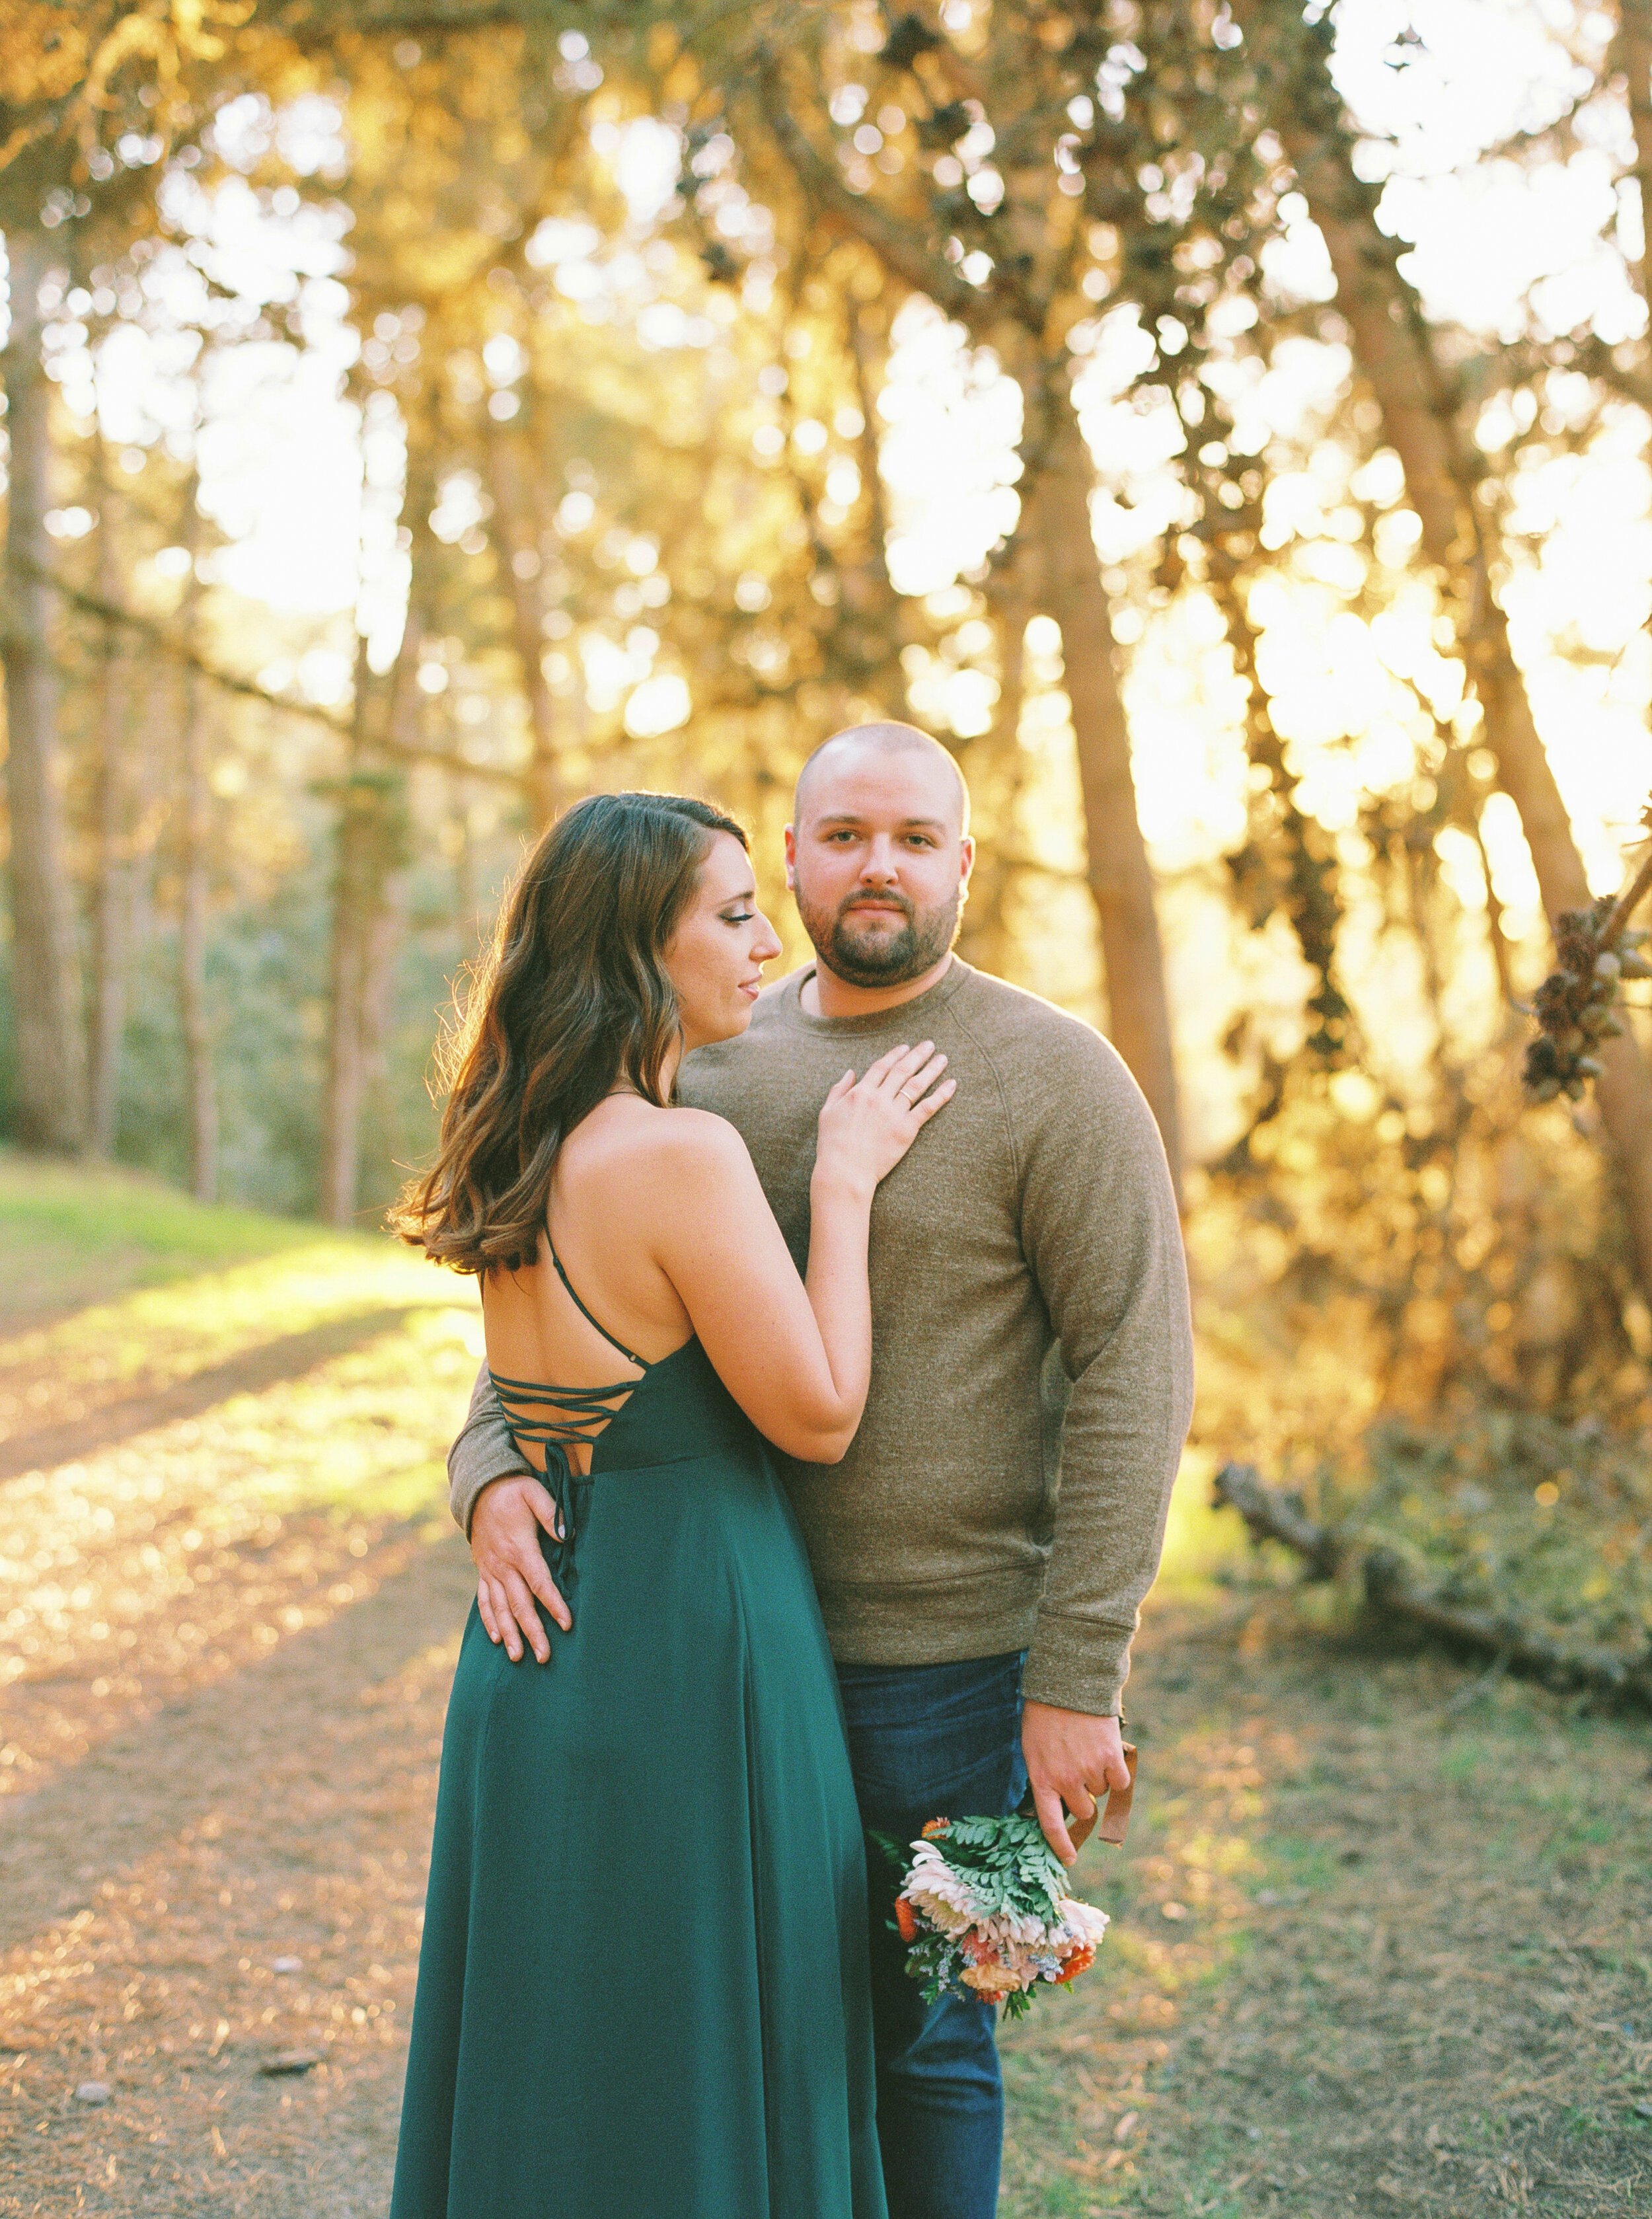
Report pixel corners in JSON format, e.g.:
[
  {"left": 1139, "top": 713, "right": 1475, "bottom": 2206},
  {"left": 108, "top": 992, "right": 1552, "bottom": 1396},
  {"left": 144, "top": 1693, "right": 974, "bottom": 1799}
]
[
  {"left": 2, "top": 1158, "right": 1649, "bottom": 2217},
  {"left": 1000, "top": 1600, "right": 1652, "bottom": 2218}
]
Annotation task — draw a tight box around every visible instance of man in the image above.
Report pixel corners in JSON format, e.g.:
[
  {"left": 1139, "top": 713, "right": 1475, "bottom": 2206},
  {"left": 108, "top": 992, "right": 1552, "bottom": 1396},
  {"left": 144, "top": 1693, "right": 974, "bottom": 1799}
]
[{"left": 447, "top": 722, "right": 1194, "bottom": 2219}]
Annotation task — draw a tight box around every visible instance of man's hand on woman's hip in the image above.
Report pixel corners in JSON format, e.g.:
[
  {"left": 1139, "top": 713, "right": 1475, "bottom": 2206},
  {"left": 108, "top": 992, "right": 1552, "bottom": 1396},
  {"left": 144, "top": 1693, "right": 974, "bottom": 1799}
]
[
  {"left": 1021, "top": 1701, "right": 1131, "bottom": 1865},
  {"left": 470, "top": 1474, "right": 572, "bottom": 1661}
]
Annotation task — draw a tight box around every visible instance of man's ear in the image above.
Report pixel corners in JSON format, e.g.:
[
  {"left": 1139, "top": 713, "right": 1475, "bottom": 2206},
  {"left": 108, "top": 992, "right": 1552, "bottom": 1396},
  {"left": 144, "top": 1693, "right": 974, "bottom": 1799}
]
[
  {"left": 958, "top": 835, "right": 977, "bottom": 897},
  {"left": 784, "top": 822, "right": 798, "bottom": 890}
]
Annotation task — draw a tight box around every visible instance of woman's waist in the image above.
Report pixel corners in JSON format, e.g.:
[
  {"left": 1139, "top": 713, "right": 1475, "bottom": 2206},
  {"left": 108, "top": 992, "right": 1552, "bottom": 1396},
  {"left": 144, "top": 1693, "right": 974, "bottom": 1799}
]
[
  {"left": 576, "top": 1396, "right": 767, "bottom": 1476},
  {"left": 500, "top": 1393, "right": 757, "bottom": 1478},
  {"left": 583, "top": 1433, "right": 763, "bottom": 1478}
]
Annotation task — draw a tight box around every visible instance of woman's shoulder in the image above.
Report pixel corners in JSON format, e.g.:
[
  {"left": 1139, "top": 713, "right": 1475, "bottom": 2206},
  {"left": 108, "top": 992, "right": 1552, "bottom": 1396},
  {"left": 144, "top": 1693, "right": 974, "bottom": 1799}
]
[
  {"left": 574, "top": 1100, "right": 752, "bottom": 1185},
  {"left": 656, "top": 1103, "right": 752, "bottom": 1168},
  {"left": 582, "top": 1108, "right": 760, "bottom": 1254}
]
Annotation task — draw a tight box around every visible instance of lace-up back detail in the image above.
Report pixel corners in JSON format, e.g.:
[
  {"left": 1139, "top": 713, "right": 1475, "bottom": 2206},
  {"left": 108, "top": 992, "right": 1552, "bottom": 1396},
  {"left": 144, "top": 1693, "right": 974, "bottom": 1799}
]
[{"left": 486, "top": 1240, "right": 663, "bottom": 1595}]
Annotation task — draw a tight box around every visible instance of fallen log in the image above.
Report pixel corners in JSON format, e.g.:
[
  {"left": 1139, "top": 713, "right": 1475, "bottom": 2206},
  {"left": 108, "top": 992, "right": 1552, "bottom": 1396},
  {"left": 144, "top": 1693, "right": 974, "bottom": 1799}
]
[
  {"left": 1211, "top": 1462, "right": 1652, "bottom": 1713},
  {"left": 1209, "top": 1460, "right": 1346, "bottom": 1579}
]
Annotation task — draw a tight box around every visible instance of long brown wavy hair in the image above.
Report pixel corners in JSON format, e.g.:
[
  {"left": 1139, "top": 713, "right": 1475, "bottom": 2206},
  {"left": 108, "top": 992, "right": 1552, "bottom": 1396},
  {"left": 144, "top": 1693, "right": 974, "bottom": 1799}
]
[{"left": 391, "top": 790, "right": 748, "bottom": 1275}]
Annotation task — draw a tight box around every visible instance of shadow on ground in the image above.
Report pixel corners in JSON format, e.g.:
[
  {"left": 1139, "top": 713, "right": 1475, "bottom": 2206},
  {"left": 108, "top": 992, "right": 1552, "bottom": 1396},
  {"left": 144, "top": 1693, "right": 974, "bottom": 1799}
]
[{"left": 0, "top": 1308, "right": 421, "bottom": 1482}]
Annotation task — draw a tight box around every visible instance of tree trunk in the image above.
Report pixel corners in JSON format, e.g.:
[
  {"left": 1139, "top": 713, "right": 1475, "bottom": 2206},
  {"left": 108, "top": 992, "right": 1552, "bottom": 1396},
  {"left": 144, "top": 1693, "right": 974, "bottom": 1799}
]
[
  {"left": 957, "top": 550, "right": 1035, "bottom": 979},
  {"left": 1258, "top": 11, "right": 1652, "bottom": 1300},
  {"left": 319, "top": 430, "right": 434, "bottom": 1226},
  {"left": 176, "top": 551, "right": 217, "bottom": 1204},
  {"left": 1, "top": 225, "right": 83, "bottom": 1152},
  {"left": 320, "top": 635, "right": 412, "bottom": 1228},
  {"left": 177, "top": 682, "right": 217, "bottom": 1203},
  {"left": 321, "top": 834, "right": 367, "bottom": 1227},
  {"left": 483, "top": 417, "right": 559, "bottom": 827},
  {"left": 126, "top": 657, "right": 169, "bottom": 959},
  {"left": 1620, "top": 2, "right": 1652, "bottom": 317},
  {"left": 751, "top": 50, "right": 1178, "bottom": 1174},
  {"left": 1033, "top": 388, "right": 1183, "bottom": 1201},
  {"left": 831, "top": 289, "right": 909, "bottom": 718},
  {"left": 86, "top": 446, "right": 131, "bottom": 1157},
  {"left": 322, "top": 638, "right": 375, "bottom": 1229},
  {"left": 322, "top": 782, "right": 406, "bottom": 1227}
]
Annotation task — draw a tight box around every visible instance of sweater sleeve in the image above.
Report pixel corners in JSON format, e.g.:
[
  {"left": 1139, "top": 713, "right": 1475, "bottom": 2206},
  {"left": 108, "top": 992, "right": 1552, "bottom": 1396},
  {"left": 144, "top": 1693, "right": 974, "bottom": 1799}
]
[
  {"left": 448, "top": 1361, "right": 533, "bottom": 1536},
  {"left": 1016, "top": 1030, "right": 1194, "bottom": 1716}
]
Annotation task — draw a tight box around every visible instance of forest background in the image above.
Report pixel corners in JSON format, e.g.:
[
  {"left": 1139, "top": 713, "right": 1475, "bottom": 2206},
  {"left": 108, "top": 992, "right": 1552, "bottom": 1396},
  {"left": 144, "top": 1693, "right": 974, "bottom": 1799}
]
[
  {"left": 7, "top": 0, "right": 1652, "bottom": 1642},
  {"left": 3, "top": 3, "right": 1652, "bottom": 2212}
]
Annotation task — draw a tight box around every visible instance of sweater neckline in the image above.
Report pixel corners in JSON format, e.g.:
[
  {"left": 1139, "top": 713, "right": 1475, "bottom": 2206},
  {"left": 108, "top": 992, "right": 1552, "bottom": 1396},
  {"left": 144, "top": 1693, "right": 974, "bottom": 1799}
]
[{"left": 774, "top": 956, "right": 972, "bottom": 1038}]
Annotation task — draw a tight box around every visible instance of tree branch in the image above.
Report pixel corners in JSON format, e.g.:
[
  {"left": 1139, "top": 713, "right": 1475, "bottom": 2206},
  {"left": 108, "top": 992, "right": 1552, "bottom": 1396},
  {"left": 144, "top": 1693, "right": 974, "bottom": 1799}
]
[
  {"left": 1212, "top": 1462, "right": 1652, "bottom": 1711},
  {"left": 752, "top": 47, "right": 998, "bottom": 336},
  {"left": 17, "top": 559, "right": 525, "bottom": 787}
]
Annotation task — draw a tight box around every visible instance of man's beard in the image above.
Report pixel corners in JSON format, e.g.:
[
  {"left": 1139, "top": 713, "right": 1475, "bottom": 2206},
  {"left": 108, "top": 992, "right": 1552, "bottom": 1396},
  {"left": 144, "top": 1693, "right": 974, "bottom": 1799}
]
[{"left": 794, "top": 882, "right": 961, "bottom": 990}]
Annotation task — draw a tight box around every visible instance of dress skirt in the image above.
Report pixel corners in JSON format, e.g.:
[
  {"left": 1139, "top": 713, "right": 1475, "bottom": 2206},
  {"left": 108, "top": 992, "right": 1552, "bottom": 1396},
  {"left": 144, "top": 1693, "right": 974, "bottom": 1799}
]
[{"left": 389, "top": 1340, "right": 887, "bottom": 2219}]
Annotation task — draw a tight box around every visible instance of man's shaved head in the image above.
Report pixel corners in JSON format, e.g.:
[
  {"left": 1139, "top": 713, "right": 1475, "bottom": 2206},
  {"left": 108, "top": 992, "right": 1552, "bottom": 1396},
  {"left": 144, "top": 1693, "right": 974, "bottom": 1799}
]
[
  {"left": 786, "top": 719, "right": 975, "bottom": 993},
  {"left": 794, "top": 721, "right": 970, "bottom": 835}
]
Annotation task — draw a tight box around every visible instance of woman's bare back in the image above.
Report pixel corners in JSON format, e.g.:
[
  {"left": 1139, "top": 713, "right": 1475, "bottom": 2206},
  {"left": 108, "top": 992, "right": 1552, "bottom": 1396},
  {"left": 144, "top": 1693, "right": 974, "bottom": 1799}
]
[{"left": 480, "top": 1098, "right": 699, "bottom": 1476}]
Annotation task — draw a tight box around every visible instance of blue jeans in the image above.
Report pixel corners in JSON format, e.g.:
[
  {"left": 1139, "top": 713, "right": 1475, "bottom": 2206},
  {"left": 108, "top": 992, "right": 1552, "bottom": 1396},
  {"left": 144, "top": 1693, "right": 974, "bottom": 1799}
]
[{"left": 835, "top": 1651, "right": 1028, "bottom": 2219}]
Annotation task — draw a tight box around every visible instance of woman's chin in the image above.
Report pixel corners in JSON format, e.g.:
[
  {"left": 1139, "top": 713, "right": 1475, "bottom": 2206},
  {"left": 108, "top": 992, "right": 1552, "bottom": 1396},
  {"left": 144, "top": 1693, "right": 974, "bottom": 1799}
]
[{"left": 682, "top": 1004, "right": 754, "bottom": 1053}]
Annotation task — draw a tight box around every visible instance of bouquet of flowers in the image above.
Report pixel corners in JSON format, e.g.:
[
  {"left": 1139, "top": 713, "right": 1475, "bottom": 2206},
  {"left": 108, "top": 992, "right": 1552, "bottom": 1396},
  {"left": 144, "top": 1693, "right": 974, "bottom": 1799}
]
[{"left": 884, "top": 1814, "right": 1111, "bottom": 2021}]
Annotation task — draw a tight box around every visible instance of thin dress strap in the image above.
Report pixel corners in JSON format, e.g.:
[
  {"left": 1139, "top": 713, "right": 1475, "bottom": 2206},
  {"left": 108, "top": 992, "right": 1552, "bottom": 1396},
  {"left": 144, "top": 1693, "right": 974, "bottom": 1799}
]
[
  {"left": 484, "top": 1234, "right": 653, "bottom": 1605},
  {"left": 544, "top": 1234, "right": 649, "bottom": 1371}
]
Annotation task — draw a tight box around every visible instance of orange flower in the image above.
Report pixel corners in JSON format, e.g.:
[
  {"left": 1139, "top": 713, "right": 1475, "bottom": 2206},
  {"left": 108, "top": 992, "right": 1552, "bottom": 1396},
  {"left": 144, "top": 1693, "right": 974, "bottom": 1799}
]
[
  {"left": 895, "top": 1898, "right": 919, "bottom": 1944},
  {"left": 920, "top": 1817, "right": 950, "bottom": 1839},
  {"left": 1055, "top": 1946, "right": 1095, "bottom": 1985}
]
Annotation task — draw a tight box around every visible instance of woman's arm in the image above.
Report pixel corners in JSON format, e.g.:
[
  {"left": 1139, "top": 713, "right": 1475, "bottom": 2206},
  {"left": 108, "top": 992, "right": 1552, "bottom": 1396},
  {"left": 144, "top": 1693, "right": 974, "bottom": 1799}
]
[{"left": 651, "top": 1042, "right": 951, "bottom": 1462}]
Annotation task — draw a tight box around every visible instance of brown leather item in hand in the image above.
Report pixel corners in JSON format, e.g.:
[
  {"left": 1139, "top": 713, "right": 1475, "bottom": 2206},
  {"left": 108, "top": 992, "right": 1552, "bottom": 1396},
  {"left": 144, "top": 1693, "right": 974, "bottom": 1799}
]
[
  {"left": 1094, "top": 1742, "right": 1137, "bottom": 1846},
  {"left": 1021, "top": 1742, "right": 1137, "bottom": 1854}
]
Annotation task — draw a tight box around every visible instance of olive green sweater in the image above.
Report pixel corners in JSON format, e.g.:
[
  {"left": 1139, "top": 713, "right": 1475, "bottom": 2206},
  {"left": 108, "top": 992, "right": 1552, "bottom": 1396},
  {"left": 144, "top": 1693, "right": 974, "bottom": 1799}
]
[{"left": 447, "top": 958, "right": 1193, "bottom": 1715}]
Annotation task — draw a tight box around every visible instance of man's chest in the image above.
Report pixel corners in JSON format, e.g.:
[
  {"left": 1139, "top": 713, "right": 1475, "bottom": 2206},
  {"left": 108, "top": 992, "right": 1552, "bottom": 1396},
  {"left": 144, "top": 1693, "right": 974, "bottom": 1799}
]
[{"left": 687, "top": 1042, "right": 1020, "bottom": 1267}]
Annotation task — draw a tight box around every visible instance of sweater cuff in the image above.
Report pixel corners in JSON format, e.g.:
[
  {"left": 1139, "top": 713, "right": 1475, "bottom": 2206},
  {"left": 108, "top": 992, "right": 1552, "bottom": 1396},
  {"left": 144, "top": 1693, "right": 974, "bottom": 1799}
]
[
  {"left": 448, "top": 1423, "right": 536, "bottom": 1538},
  {"left": 1022, "top": 1611, "right": 1133, "bottom": 1717}
]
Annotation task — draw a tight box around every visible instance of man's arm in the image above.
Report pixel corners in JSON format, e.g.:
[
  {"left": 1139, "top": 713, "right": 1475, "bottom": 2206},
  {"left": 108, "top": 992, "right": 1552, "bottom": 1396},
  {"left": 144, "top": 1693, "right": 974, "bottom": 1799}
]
[
  {"left": 449, "top": 1362, "right": 571, "bottom": 1660},
  {"left": 1016, "top": 1028, "right": 1195, "bottom": 1849},
  {"left": 449, "top": 1362, "right": 527, "bottom": 1532}
]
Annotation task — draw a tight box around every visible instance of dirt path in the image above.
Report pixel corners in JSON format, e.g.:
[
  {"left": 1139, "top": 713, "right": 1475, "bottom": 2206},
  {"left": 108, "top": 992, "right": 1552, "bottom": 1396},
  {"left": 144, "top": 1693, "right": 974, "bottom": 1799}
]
[
  {"left": 2, "top": 1529, "right": 470, "bottom": 2217},
  {"left": 3, "top": 1235, "right": 1650, "bottom": 2218}
]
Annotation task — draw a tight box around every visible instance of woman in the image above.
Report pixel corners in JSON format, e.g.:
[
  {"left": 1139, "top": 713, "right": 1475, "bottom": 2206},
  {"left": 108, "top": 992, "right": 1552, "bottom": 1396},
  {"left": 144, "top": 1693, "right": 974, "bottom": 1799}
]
[{"left": 388, "top": 791, "right": 953, "bottom": 2218}]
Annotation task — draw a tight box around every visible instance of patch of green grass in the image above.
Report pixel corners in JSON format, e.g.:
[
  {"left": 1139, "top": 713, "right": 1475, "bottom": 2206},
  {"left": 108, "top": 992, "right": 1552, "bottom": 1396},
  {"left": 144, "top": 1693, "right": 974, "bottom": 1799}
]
[
  {"left": 0, "top": 1148, "right": 319, "bottom": 1266},
  {"left": 1561, "top": 2106, "right": 1612, "bottom": 2136},
  {"left": 0, "top": 1148, "right": 344, "bottom": 1326},
  {"left": 1261, "top": 1836, "right": 1338, "bottom": 1895},
  {"left": 1440, "top": 1739, "right": 1484, "bottom": 1785},
  {"left": 1565, "top": 1817, "right": 1614, "bottom": 1846}
]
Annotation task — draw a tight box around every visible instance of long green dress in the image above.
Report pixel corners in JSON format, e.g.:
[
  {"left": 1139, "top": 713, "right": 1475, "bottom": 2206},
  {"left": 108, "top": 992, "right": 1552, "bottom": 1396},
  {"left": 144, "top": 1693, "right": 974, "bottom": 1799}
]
[{"left": 389, "top": 1246, "right": 887, "bottom": 2219}]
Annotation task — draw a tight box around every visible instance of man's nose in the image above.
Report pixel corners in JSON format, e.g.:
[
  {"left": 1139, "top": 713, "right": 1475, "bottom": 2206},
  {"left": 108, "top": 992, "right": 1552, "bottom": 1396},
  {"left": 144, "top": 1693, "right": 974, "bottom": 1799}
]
[{"left": 858, "top": 841, "right": 899, "bottom": 883}]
